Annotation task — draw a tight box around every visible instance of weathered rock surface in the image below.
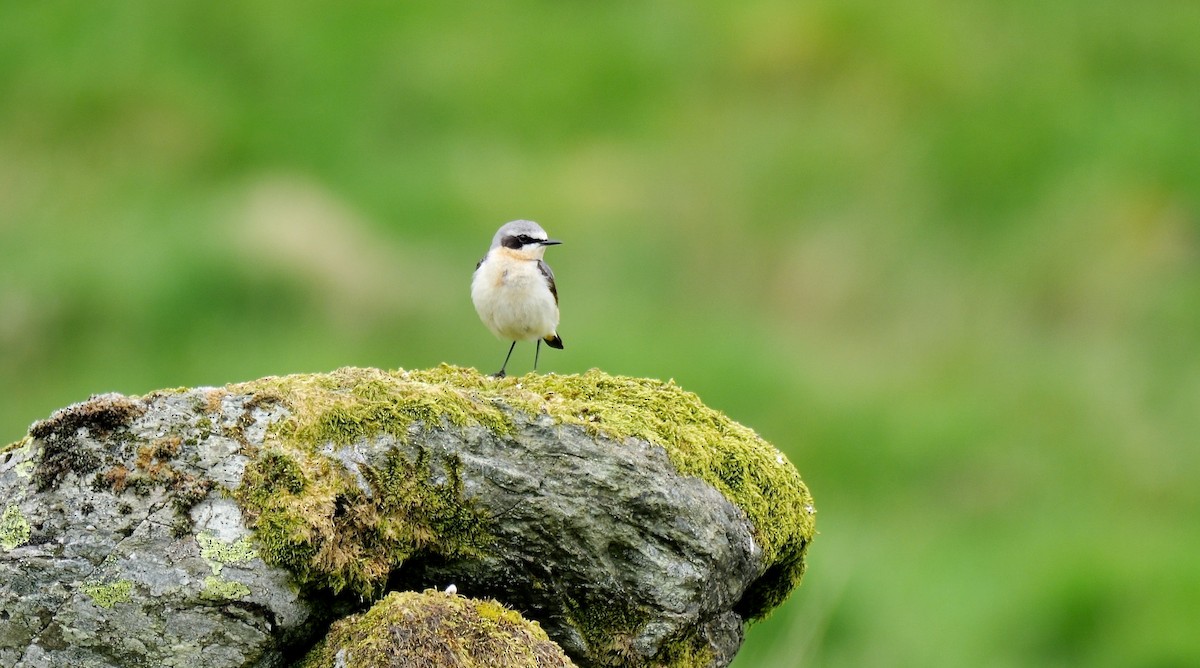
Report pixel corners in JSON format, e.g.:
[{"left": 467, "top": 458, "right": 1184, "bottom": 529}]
[{"left": 0, "top": 366, "right": 815, "bottom": 668}]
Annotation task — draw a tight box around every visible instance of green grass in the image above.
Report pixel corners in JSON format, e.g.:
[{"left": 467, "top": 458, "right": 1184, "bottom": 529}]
[{"left": 2, "top": 2, "right": 1198, "bottom": 666}]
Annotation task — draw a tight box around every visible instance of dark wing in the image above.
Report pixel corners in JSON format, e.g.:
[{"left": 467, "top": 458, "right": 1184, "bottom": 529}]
[{"left": 538, "top": 260, "right": 558, "bottom": 305}]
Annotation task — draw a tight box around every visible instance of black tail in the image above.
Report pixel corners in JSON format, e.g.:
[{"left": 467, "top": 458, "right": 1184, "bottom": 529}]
[{"left": 544, "top": 333, "right": 563, "bottom": 349}]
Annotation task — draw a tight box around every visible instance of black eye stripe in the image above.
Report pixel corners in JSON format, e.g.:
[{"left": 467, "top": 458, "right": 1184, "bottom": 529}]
[
  {"left": 501, "top": 234, "right": 542, "bottom": 249},
  {"left": 501, "top": 235, "right": 527, "bottom": 249}
]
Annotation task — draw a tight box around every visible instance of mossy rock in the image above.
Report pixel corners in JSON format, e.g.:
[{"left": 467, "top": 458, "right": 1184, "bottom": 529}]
[
  {"left": 299, "top": 589, "right": 575, "bottom": 668},
  {"left": 224, "top": 365, "right": 815, "bottom": 666},
  {"left": 229, "top": 365, "right": 815, "bottom": 616},
  {"left": 4, "top": 365, "right": 814, "bottom": 668}
]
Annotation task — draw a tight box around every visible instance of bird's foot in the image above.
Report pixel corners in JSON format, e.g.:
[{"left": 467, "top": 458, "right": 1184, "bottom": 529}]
[{"left": 492, "top": 370, "right": 507, "bottom": 379}]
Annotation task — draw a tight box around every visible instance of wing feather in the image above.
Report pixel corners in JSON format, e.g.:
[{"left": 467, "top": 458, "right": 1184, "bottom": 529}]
[{"left": 538, "top": 260, "right": 558, "bottom": 305}]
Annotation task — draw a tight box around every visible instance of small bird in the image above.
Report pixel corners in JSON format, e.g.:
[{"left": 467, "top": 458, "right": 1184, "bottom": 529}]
[{"left": 471, "top": 220, "right": 564, "bottom": 378}]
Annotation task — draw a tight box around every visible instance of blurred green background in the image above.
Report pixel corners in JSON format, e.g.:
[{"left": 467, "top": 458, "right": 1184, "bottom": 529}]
[{"left": 2, "top": 2, "right": 1198, "bottom": 666}]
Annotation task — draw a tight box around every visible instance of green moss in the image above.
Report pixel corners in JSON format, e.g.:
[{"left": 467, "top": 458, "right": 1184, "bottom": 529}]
[
  {"left": 246, "top": 450, "right": 306, "bottom": 494},
  {"left": 81, "top": 580, "right": 133, "bottom": 608},
  {"left": 0, "top": 504, "right": 32, "bottom": 551},
  {"left": 298, "top": 589, "right": 575, "bottom": 668},
  {"left": 475, "top": 598, "right": 529, "bottom": 627},
  {"left": 200, "top": 575, "right": 251, "bottom": 601},
  {"left": 234, "top": 441, "right": 491, "bottom": 597},
  {"left": 561, "top": 590, "right": 649, "bottom": 666},
  {"left": 197, "top": 532, "right": 258, "bottom": 575},
  {"left": 195, "top": 416, "right": 214, "bottom": 439},
  {"left": 234, "top": 367, "right": 516, "bottom": 447},
  {"left": 232, "top": 365, "right": 815, "bottom": 619},
  {"left": 650, "top": 628, "right": 718, "bottom": 668}
]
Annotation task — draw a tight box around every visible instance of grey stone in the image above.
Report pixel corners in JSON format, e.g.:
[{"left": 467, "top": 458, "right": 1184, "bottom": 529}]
[{"left": 0, "top": 367, "right": 815, "bottom": 668}]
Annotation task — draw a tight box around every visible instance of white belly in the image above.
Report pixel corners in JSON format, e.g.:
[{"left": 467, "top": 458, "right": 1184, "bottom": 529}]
[{"left": 472, "top": 260, "right": 559, "bottom": 341}]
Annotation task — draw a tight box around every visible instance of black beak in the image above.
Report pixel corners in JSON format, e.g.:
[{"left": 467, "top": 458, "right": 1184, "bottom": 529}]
[{"left": 541, "top": 239, "right": 563, "bottom": 246}]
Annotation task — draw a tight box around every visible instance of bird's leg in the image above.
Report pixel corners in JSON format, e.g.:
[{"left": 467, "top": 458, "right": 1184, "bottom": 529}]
[
  {"left": 494, "top": 341, "right": 517, "bottom": 378},
  {"left": 535, "top": 338, "right": 542, "bottom": 371}
]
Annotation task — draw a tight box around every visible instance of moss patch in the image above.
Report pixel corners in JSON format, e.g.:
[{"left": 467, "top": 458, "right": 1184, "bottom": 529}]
[
  {"left": 233, "top": 366, "right": 515, "bottom": 447},
  {"left": 233, "top": 366, "right": 815, "bottom": 619},
  {"left": 81, "top": 580, "right": 133, "bottom": 608},
  {"left": 234, "top": 443, "right": 491, "bottom": 597},
  {"left": 561, "top": 589, "right": 649, "bottom": 666},
  {"left": 298, "top": 589, "right": 575, "bottom": 668},
  {"left": 29, "top": 394, "right": 145, "bottom": 441},
  {"left": 651, "top": 628, "right": 717, "bottom": 668},
  {"left": 0, "top": 504, "right": 32, "bottom": 551},
  {"left": 29, "top": 393, "right": 145, "bottom": 492}
]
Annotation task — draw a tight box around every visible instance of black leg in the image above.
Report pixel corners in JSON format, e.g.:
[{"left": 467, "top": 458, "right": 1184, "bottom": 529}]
[
  {"left": 535, "top": 338, "right": 542, "bottom": 371},
  {"left": 494, "top": 341, "right": 517, "bottom": 378}
]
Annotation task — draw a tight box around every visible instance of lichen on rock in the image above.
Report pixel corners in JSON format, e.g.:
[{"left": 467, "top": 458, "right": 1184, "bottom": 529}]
[
  {"left": 298, "top": 589, "right": 576, "bottom": 668},
  {"left": 197, "top": 531, "right": 258, "bottom": 575},
  {"left": 2, "top": 365, "right": 815, "bottom": 668},
  {"left": 201, "top": 575, "right": 252, "bottom": 601},
  {"left": 81, "top": 580, "right": 133, "bottom": 609},
  {"left": 0, "top": 504, "right": 31, "bottom": 551}
]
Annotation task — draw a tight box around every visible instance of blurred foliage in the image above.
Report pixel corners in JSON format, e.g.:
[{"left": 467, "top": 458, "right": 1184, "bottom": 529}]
[{"left": 2, "top": 2, "right": 1198, "bottom": 666}]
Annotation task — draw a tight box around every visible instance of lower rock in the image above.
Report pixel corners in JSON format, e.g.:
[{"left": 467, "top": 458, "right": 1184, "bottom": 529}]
[
  {"left": 299, "top": 589, "right": 575, "bottom": 668},
  {"left": 0, "top": 367, "right": 816, "bottom": 668}
]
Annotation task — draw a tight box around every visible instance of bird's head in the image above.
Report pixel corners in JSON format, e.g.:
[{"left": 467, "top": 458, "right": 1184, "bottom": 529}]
[{"left": 491, "top": 219, "right": 562, "bottom": 259}]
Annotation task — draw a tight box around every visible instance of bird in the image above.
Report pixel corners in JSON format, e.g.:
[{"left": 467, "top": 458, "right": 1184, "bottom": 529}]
[{"left": 471, "top": 220, "right": 564, "bottom": 378}]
